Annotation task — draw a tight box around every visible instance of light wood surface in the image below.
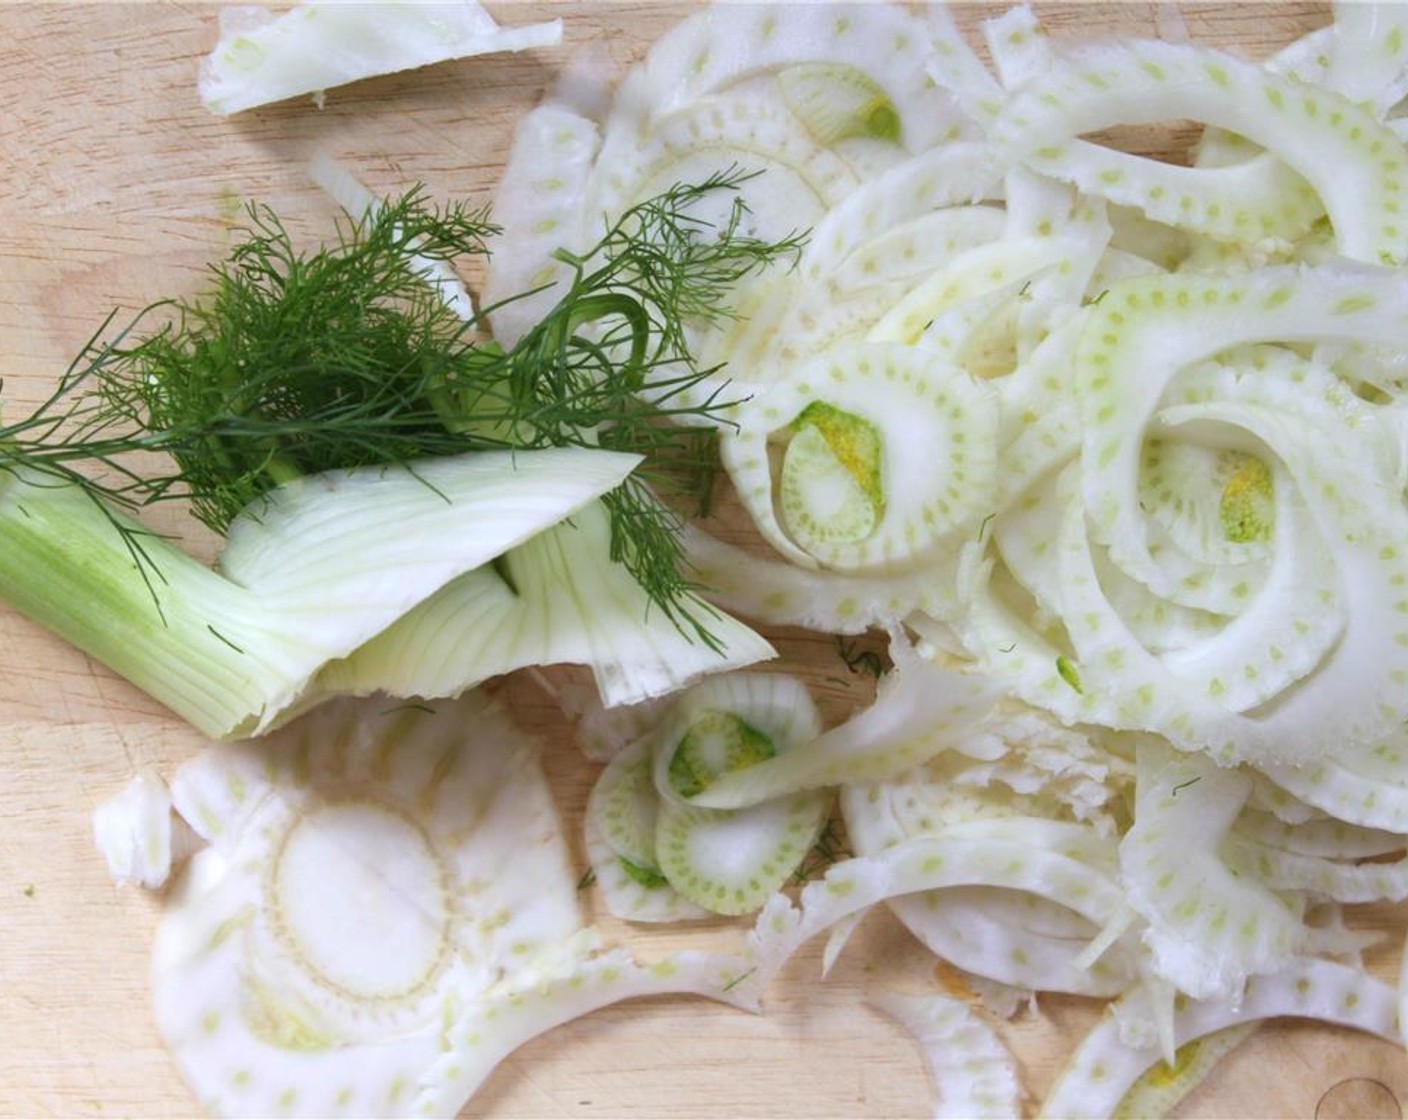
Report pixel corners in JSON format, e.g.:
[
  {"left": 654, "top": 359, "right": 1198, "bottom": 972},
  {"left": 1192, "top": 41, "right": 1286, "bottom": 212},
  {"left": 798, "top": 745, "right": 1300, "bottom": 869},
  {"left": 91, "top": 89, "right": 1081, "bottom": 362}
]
[{"left": 4, "top": 3, "right": 1407, "bottom": 1119}]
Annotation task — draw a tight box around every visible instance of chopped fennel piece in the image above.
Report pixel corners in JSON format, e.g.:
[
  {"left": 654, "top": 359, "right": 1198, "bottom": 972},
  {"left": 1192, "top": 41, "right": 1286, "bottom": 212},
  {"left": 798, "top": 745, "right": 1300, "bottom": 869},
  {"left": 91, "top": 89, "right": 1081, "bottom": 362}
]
[
  {"left": 654, "top": 787, "right": 832, "bottom": 918},
  {"left": 1041, "top": 960, "right": 1401, "bottom": 1119},
  {"left": 1261, "top": 730, "right": 1408, "bottom": 833},
  {"left": 982, "top": 4, "right": 1055, "bottom": 93},
  {"left": 796, "top": 143, "right": 1003, "bottom": 285},
  {"left": 738, "top": 835, "right": 1131, "bottom": 1003},
  {"left": 867, "top": 235, "right": 1090, "bottom": 347},
  {"left": 313, "top": 501, "right": 776, "bottom": 710},
  {"left": 154, "top": 693, "right": 583, "bottom": 1119},
  {"left": 608, "top": 2, "right": 972, "bottom": 150},
  {"left": 199, "top": 1, "right": 563, "bottom": 116},
  {"left": 868, "top": 990, "right": 1025, "bottom": 1119},
  {"left": 1324, "top": 2, "right": 1408, "bottom": 116},
  {"left": 411, "top": 940, "right": 761, "bottom": 1118},
  {"left": 590, "top": 91, "right": 858, "bottom": 253},
  {"left": 919, "top": 4, "right": 1005, "bottom": 125},
  {"left": 1112, "top": 1023, "right": 1259, "bottom": 1120},
  {"left": 1234, "top": 809, "right": 1406, "bottom": 862},
  {"left": 839, "top": 702, "right": 1138, "bottom": 996},
  {"left": 1222, "top": 831, "right": 1408, "bottom": 906},
  {"left": 776, "top": 63, "right": 903, "bottom": 146},
  {"left": 93, "top": 769, "right": 177, "bottom": 890},
  {"left": 723, "top": 340, "right": 999, "bottom": 574},
  {"left": 306, "top": 151, "right": 475, "bottom": 324},
  {"left": 480, "top": 102, "right": 602, "bottom": 347},
  {"left": 1119, "top": 742, "right": 1302, "bottom": 1001},
  {"left": 989, "top": 38, "right": 1407, "bottom": 262}
]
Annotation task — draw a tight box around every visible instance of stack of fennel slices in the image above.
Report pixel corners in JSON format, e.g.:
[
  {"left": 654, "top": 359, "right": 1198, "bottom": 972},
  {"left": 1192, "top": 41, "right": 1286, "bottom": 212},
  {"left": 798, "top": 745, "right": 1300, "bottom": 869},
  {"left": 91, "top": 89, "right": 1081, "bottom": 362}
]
[{"left": 73, "top": 1, "right": 1408, "bottom": 1117}]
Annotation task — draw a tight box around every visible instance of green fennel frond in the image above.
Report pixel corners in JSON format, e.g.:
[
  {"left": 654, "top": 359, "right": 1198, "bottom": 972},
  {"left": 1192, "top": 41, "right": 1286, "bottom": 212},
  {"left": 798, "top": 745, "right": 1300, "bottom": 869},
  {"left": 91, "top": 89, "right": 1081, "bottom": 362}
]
[{"left": 0, "top": 171, "right": 804, "bottom": 644}]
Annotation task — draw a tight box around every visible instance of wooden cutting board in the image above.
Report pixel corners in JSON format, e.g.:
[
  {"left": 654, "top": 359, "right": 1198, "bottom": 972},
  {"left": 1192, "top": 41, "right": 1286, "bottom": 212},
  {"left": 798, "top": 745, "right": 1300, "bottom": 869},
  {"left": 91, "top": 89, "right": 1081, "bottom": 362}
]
[{"left": 4, "top": 3, "right": 1407, "bottom": 1118}]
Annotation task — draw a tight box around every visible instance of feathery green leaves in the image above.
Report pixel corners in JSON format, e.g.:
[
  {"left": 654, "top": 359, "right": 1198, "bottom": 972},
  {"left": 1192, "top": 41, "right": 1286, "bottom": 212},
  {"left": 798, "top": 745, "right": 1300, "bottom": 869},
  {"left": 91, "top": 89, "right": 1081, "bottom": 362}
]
[{"left": 0, "top": 170, "right": 803, "bottom": 643}]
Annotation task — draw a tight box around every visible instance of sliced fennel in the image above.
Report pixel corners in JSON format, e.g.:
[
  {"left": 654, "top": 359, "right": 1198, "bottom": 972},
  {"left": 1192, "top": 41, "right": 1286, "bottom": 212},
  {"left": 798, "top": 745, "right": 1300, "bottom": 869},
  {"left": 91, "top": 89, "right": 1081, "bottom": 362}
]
[
  {"left": 723, "top": 340, "right": 999, "bottom": 573},
  {"left": 1119, "top": 742, "right": 1301, "bottom": 1001},
  {"left": 199, "top": 1, "right": 563, "bottom": 116},
  {"left": 582, "top": 734, "right": 711, "bottom": 923},
  {"left": 584, "top": 672, "right": 830, "bottom": 919},
  {"left": 155, "top": 693, "right": 582, "bottom": 1119},
  {"left": 86, "top": 2, "right": 1408, "bottom": 1116},
  {"left": 411, "top": 938, "right": 761, "bottom": 1118},
  {"left": 686, "top": 635, "right": 998, "bottom": 809},
  {"left": 648, "top": 674, "right": 831, "bottom": 916},
  {"left": 989, "top": 38, "right": 1408, "bottom": 262}
]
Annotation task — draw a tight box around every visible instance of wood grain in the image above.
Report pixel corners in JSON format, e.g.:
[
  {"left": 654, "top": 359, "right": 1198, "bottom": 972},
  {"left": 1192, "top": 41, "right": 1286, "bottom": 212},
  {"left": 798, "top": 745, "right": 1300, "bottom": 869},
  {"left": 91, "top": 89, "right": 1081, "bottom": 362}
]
[{"left": 4, "top": 3, "right": 1405, "bottom": 1119}]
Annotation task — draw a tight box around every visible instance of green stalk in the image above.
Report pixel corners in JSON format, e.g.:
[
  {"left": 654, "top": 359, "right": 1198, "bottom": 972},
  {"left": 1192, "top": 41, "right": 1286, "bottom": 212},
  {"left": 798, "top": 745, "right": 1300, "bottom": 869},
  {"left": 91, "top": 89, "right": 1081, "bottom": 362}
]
[{"left": 0, "top": 471, "right": 298, "bottom": 738}]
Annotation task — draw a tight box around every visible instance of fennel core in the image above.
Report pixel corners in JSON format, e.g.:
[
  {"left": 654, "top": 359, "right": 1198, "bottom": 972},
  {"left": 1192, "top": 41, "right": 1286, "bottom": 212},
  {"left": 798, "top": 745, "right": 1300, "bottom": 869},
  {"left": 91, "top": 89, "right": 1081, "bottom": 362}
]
[{"left": 2, "top": 172, "right": 804, "bottom": 645}]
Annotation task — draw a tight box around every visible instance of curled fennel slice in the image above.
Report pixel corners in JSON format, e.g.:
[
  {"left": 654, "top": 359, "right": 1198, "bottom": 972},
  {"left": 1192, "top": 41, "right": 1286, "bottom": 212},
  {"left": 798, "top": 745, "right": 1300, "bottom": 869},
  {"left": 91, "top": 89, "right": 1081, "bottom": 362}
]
[
  {"left": 1041, "top": 960, "right": 1401, "bottom": 1119},
  {"left": 1119, "top": 742, "right": 1301, "bottom": 1001},
  {"left": 990, "top": 37, "right": 1408, "bottom": 263},
  {"left": 724, "top": 340, "right": 999, "bottom": 574},
  {"left": 199, "top": 1, "right": 563, "bottom": 116},
  {"left": 155, "top": 692, "right": 582, "bottom": 1119},
  {"left": 93, "top": 769, "right": 176, "bottom": 890},
  {"left": 480, "top": 103, "right": 602, "bottom": 348},
  {"left": 688, "top": 635, "right": 998, "bottom": 809},
  {"left": 582, "top": 733, "right": 711, "bottom": 924},
  {"left": 411, "top": 941, "right": 761, "bottom": 1118},
  {"left": 739, "top": 835, "right": 1129, "bottom": 1004},
  {"left": 1056, "top": 269, "right": 1408, "bottom": 764},
  {"left": 641, "top": 673, "right": 830, "bottom": 916},
  {"left": 681, "top": 523, "right": 961, "bottom": 634},
  {"left": 614, "top": 2, "right": 967, "bottom": 150}
]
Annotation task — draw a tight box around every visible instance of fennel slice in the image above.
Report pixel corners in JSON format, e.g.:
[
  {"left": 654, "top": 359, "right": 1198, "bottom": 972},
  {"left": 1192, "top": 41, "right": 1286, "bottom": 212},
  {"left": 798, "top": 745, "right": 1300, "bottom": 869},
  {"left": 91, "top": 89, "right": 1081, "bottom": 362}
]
[
  {"left": 867, "top": 990, "right": 1025, "bottom": 1120},
  {"left": 199, "top": 1, "right": 563, "bottom": 117},
  {"left": 1043, "top": 961, "right": 1399, "bottom": 1119},
  {"left": 153, "top": 692, "right": 581, "bottom": 1119},
  {"left": 1119, "top": 743, "right": 1302, "bottom": 1001},
  {"left": 776, "top": 62, "right": 902, "bottom": 146},
  {"left": 412, "top": 943, "right": 762, "bottom": 1117},
  {"left": 655, "top": 791, "right": 832, "bottom": 917},
  {"left": 725, "top": 340, "right": 999, "bottom": 576},
  {"left": 582, "top": 734, "right": 711, "bottom": 924}
]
